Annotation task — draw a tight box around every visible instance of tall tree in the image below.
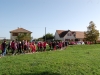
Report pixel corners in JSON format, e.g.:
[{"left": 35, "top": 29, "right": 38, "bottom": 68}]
[
  {"left": 17, "top": 33, "right": 32, "bottom": 41},
  {"left": 84, "top": 21, "right": 99, "bottom": 42}
]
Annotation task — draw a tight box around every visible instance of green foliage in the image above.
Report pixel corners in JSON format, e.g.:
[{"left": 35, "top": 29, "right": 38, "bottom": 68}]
[
  {"left": 42, "top": 33, "right": 54, "bottom": 40},
  {"left": 84, "top": 21, "right": 99, "bottom": 42},
  {"left": 37, "top": 37, "right": 44, "bottom": 41},
  {"left": 0, "top": 45, "right": 100, "bottom": 75},
  {"left": 17, "top": 33, "right": 32, "bottom": 41}
]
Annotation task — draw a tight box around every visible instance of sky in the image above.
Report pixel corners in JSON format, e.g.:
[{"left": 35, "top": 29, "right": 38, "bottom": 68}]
[{"left": 0, "top": 0, "right": 100, "bottom": 39}]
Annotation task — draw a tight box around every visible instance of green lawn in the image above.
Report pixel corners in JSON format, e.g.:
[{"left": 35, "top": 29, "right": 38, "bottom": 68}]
[{"left": 0, "top": 44, "right": 100, "bottom": 75}]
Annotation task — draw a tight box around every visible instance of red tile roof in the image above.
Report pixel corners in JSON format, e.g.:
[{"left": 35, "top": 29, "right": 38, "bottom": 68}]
[
  {"left": 10, "top": 28, "right": 32, "bottom": 33},
  {"left": 73, "top": 31, "right": 85, "bottom": 39}
]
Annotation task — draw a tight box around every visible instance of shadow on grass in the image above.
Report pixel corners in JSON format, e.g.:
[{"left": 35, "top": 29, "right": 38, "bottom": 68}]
[{"left": 15, "top": 71, "right": 61, "bottom": 75}]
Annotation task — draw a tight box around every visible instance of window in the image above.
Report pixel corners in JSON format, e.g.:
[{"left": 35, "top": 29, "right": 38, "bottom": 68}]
[{"left": 12, "top": 33, "right": 18, "bottom": 36}]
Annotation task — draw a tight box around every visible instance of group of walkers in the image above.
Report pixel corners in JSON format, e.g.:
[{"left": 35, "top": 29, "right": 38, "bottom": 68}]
[{"left": 0, "top": 39, "right": 69, "bottom": 57}]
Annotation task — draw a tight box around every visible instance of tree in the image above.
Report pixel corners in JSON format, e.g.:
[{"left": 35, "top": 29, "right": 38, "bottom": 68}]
[
  {"left": 42, "top": 33, "right": 54, "bottom": 41},
  {"left": 17, "top": 33, "right": 32, "bottom": 41},
  {"left": 84, "top": 21, "right": 99, "bottom": 43}
]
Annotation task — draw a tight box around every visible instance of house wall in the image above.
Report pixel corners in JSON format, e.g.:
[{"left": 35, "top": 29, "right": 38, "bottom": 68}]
[
  {"left": 10, "top": 33, "right": 17, "bottom": 40},
  {"left": 64, "top": 32, "right": 75, "bottom": 40},
  {"left": 54, "top": 32, "right": 64, "bottom": 41}
]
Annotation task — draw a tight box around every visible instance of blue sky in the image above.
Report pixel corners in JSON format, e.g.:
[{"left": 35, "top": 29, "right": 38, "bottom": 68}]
[{"left": 0, "top": 0, "right": 100, "bottom": 39}]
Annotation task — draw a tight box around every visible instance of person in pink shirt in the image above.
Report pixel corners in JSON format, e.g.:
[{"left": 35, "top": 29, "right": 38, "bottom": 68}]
[
  {"left": 37, "top": 42, "right": 40, "bottom": 51},
  {"left": 59, "top": 41, "right": 62, "bottom": 50},
  {"left": 40, "top": 42, "right": 43, "bottom": 51},
  {"left": 43, "top": 41, "right": 46, "bottom": 51},
  {"left": 33, "top": 43, "right": 36, "bottom": 52},
  {"left": 30, "top": 43, "right": 33, "bottom": 53},
  {"left": 11, "top": 40, "right": 16, "bottom": 55}
]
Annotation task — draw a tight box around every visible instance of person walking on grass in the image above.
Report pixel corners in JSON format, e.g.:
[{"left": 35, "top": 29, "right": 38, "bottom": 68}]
[
  {"left": 27, "top": 41, "right": 30, "bottom": 53},
  {"left": 11, "top": 40, "right": 16, "bottom": 55},
  {"left": 53, "top": 41, "right": 56, "bottom": 50},
  {"left": 49, "top": 41, "right": 52, "bottom": 50},
  {"left": 59, "top": 41, "right": 63, "bottom": 50},
  {"left": 37, "top": 42, "right": 40, "bottom": 52},
  {"left": 32, "top": 42, "right": 36, "bottom": 53},
  {"left": 30, "top": 43, "right": 35, "bottom": 53},
  {"left": 6, "top": 41, "right": 12, "bottom": 54},
  {"left": 1, "top": 40, "right": 7, "bottom": 57},
  {"left": 21, "top": 40, "right": 24, "bottom": 53},
  {"left": 34, "top": 43, "right": 36, "bottom": 52},
  {"left": 17, "top": 41, "right": 22, "bottom": 54},
  {"left": 23, "top": 40, "right": 27, "bottom": 54},
  {"left": 43, "top": 41, "right": 46, "bottom": 51},
  {"left": 40, "top": 42, "right": 43, "bottom": 52}
]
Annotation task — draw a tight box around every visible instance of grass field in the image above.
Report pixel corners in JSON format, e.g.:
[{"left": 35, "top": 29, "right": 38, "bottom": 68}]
[{"left": 0, "top": 44, "right": 100, "bottom": 75}]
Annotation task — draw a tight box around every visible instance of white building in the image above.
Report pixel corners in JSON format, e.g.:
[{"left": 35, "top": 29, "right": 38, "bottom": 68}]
[{"left": 55, "top": 30, "right": 85, "bottom": 41}]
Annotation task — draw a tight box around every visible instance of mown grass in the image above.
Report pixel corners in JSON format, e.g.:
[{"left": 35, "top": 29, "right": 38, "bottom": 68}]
[{"left": 0, "top": 44, "right": 100, "bottom": 75}]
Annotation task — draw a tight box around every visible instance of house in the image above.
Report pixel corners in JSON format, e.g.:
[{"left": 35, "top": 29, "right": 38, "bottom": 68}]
[
  {"left": 98, "top": 37, "right": 100, "bottom": 41},
  {"left": 55, "top": 30, "right": 85, "bottom": 41},
  {"left": 10, "top": 27, "right": 32, "bottom": 40}
]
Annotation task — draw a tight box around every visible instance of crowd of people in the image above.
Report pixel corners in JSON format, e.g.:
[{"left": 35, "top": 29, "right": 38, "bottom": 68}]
[{"left": 0, "top": 39, "right": 69, "bottom": 57}]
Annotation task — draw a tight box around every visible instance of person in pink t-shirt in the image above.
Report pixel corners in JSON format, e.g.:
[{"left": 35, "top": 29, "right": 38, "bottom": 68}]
[
  {"left": 59, "top": 41, "right": 62, "bottom": 49},
  {"left": 40, "top": 42, "right": 43, "bottom": 51},
  {"left": 11, "top": 40, "right": 16, "bottom": 55},
  {"left": 43, "top": 41, "right": 46, "bottom": 51},
  {"left": 37, "top": 42, "right": 40, "bottom": 51}
]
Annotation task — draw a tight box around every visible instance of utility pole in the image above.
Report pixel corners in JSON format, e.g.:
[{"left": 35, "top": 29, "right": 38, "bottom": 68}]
[{"left": 45, "top": 27, "right": 46, "bottom": 41}]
